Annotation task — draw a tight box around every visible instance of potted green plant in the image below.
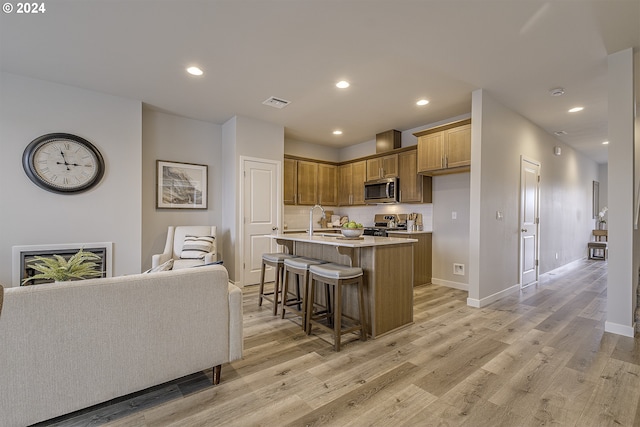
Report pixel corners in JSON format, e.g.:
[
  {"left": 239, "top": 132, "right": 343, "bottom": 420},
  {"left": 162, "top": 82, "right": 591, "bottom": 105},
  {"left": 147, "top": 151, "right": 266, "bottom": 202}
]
[{"left": 21, "top": 248, "right": 103, "bottom": 286}]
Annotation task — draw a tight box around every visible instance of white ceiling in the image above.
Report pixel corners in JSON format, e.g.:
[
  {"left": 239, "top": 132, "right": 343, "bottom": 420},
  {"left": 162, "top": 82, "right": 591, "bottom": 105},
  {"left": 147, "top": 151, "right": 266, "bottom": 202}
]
[{"left": 1, "top": 0, "right": 638, "bottom": 164}]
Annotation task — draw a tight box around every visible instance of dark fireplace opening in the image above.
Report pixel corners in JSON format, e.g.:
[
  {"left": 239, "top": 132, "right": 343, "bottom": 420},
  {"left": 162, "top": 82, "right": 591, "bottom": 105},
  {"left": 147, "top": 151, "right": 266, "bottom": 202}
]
[{"left": 20, "top": 247, "right": 108, "bottom": 286}]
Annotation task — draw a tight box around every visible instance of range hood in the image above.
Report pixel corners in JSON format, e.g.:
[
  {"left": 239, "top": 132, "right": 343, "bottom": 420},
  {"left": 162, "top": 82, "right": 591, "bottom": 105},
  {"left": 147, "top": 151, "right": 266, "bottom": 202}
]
[{"left": 376, "top": 130, "right": 401, "bottom": 153}]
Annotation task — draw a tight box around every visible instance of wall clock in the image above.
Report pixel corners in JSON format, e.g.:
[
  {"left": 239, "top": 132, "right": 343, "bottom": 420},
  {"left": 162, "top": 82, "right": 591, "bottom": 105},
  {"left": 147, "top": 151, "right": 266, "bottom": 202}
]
[{"left": 22, "top": 133, "right": 105, "bottom": 194}]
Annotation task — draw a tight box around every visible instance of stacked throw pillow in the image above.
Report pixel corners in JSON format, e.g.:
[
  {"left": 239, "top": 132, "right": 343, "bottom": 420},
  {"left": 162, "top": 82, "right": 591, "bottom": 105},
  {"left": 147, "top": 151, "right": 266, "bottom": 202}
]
[{"left": 180, "top": 235, "right": 216, "bottom": 260}]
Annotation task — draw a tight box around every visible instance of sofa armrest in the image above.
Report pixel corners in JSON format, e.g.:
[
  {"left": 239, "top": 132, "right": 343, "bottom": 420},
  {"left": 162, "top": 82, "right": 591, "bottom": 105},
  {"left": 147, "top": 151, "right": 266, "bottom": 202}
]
[{"left": 228, "top": 283, "right": 243, "bottom": 362}]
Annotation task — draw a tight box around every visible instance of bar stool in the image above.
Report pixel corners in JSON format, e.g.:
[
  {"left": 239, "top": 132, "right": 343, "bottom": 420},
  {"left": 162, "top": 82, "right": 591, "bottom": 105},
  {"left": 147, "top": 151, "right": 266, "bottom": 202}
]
[
  {"left": 306, "top": 263, "right": 367, "bottom": 352},
  {"left": 281, "top": 257, "right": 327, "bottom": 329},
  {"left": 258, "top": 253, "right": 297, "bottom": 315}
]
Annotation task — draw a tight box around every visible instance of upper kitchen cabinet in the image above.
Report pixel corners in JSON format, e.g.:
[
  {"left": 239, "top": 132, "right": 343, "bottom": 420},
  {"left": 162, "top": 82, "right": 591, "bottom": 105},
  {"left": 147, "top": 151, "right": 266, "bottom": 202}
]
[
  {"left": 317, "top": 163, "right": 337, "bottom": 206},
  {"left": 415, "top": 119, "right": 471, "bottom": 175},
  {"left": 366, "top": 154, "right": 398, "bottom": 181},
  {"left": 398, "top": 149, "right": 432, "bottom": 203},
  {"left": 284, "top": 157, "right": 337, "bottom": 206},
  {"left": 283, "top": 158, "right": 297, "bottom": 205},
  {"left": 296, "top": 160, "right": 318, "bottom": 205},
  {"left": 338, "top": 160, "right": 367, "bottom": 206}
]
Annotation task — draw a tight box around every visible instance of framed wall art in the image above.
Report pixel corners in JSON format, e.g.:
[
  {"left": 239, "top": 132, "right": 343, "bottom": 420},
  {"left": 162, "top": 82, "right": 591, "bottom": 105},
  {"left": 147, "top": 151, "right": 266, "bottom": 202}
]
[{"left": 156, "top": 160, "right": 208, "bottom": 209}]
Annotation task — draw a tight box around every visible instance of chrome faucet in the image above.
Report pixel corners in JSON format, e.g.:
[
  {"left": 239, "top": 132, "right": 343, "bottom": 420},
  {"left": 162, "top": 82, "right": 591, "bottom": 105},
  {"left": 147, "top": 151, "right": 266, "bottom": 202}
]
[{"left": 309, "top": 204, "right": 325, "bottom": 236}]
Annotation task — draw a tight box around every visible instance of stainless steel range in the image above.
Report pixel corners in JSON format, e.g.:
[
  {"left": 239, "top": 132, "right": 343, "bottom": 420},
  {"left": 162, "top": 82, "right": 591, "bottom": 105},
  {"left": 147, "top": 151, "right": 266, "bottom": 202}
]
[{"left": 363, "top": 214, "right": 407, "bottom": 236}]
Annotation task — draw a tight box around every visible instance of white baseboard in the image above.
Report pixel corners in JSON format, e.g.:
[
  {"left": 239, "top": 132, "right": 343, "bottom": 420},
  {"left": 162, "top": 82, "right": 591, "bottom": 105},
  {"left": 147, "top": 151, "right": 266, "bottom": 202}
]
[
  {"left": 431, "top": 278, "right": 469, "bottom": 292},
  {"left": 467, "top": 283, "right": 520, "bottom": 308},
  {"left": 605, "top": 321, "right": 635, "bottom": 337}
]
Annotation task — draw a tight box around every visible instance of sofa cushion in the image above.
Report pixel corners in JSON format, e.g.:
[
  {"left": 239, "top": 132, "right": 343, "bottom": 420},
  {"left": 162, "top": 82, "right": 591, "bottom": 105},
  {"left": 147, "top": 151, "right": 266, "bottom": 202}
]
[{"left": 180, "top": 235, "right": 215, "bottom": 259}]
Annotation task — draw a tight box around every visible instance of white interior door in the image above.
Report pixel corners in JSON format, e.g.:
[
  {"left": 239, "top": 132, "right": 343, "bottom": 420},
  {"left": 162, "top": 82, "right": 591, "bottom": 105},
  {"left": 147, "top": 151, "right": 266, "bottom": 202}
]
[
  {"left": 242, "top": 158, "right": 280, "bottom": 286},
  {"left": 520, "top": 156, "right": 540, "bottom": 288}
]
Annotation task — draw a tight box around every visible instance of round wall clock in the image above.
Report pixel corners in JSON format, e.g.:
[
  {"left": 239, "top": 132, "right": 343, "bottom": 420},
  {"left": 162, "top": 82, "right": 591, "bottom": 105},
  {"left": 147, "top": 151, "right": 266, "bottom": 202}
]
[{"left": 22, "top": 133, "right": 105, "bottom": 194}]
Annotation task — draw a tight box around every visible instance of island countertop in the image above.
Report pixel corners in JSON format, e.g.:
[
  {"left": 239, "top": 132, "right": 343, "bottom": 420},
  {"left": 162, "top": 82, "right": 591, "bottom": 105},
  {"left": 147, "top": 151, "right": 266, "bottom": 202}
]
[{"left": 267, "top": 232, "right": 418, "bottom": 248}]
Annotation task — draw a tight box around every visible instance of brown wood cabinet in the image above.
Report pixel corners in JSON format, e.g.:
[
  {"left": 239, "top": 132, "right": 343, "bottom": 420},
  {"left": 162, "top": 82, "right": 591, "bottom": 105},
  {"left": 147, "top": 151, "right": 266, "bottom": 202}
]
[
  {"left": 366, "top": 154, "right": 398, "bottom": 181},
  {"left": 296, "top": 160, "right": 318, "bottom": 205},
  {"left": 338, "top": 160, "right": 366, "bottom": 206},
  {"left": 283, "top": 158, "right": 297, "bottom": 205},
  {"left": 317, "top": 163, "right": 337, "bottom": 206},
  {"left": 415, "top": 119, "right": 471, "bottom": 175},
  {"left": 386, "top": 231, "right": 432, "bottom": 287},
  {"left": 284, "top": 157, "right": 337, "bottom": 206},
  {"left": 398, "top": 149, "right": 432, "bottom": 203}
]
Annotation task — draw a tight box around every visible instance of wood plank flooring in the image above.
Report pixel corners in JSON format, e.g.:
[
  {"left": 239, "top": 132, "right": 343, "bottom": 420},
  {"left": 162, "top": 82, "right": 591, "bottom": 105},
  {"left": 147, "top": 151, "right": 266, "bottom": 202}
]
[{"left": 34, "top": 258, "right": 640, "bottom": 427}]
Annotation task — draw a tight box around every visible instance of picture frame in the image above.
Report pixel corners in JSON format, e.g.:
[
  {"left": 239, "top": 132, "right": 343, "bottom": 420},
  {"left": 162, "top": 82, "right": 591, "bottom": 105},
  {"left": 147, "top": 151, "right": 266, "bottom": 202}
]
[{"left": 156, "top": 160, "right": 208, "bottom": 209}]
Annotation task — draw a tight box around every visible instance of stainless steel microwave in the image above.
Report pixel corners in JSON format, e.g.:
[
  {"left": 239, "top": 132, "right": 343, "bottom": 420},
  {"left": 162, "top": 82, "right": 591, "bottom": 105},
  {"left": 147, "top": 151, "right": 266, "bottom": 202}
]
[{"left": 364, "top": 177, "right": 399, "bottom": 204}]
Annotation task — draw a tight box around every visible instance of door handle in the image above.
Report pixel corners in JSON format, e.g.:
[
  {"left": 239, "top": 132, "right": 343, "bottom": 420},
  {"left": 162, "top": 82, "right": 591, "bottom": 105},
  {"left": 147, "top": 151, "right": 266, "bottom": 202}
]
[{"left": 521, "top": 228, "right": 528, "bottom": 232}]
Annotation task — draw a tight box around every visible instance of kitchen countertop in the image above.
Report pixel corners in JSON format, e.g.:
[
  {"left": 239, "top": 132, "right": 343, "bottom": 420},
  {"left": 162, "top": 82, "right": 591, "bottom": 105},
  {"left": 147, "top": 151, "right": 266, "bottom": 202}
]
[
  {"left": 283, "top": 227, "right": 341, "bottom": 233},
  {"left": 385, "top": 229, "right": 432, "bottom": 234},
  {"left": 267, "top": 232, "right": 417, "bottom": 247}
]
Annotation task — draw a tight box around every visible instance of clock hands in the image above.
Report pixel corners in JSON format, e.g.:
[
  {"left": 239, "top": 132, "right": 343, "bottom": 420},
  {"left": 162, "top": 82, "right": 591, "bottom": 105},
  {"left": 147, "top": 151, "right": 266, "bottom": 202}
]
[{"left": 56, "top": 150, "right": 88, "bottom": 169}]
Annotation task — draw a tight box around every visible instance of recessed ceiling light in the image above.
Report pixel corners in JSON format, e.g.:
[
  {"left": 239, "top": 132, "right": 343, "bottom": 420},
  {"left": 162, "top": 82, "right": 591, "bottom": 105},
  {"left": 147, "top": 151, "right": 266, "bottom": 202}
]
[
  {"left": 186, "top": 66, "right": 203, "bottom": 76},
  {"left": 549, "top": 87, "right": 565, "bottom": 96},
  {"left": 336, "top": 81, "right": 350, "bottom": 89},
  {"left": 602, "top": 141, "right": 609, "bottom": 145},
  {"left": 333, "top": 130, "right": 343, "bottom": 135},
  {"left": 568, "top": 106, "right": 584, "bottom": 113},
  {"left": 416, "top": 99, "right": 429, "bottom": 106},
  {"left": 554, "top": 130, "right": 567, "bottom": 136}
]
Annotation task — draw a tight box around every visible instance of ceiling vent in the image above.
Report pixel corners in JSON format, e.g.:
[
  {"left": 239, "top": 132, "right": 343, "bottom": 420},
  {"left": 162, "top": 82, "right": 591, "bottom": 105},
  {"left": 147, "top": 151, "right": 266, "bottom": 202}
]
[{"left": 262, "top": 96, "right": 291, "bottom": 109}]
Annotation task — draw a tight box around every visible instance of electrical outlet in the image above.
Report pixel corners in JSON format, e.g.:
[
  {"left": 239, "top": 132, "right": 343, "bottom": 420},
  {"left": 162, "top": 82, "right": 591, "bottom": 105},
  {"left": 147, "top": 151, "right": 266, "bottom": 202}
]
[
  {"left": 555, "top": 252, "right": 559, "bottom": 260},
  {"left": 453, "top": 263, "right": 465, "bottom": 276}
]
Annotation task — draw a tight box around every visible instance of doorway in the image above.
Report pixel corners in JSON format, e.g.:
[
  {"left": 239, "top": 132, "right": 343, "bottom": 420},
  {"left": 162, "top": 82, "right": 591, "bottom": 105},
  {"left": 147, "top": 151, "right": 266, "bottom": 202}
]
[
  {"left": 239, "top": 157, "right": 281, "bottom": 287},
  {"left": 520, "top": 156, "right": 540, "bottom": 288}
]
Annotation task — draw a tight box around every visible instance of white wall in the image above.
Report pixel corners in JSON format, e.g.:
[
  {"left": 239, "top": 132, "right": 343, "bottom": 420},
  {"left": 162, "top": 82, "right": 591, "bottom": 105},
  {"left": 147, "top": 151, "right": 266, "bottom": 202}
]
[
  {"left": 141, "top": 109, "right": 223, "bottom": 271},
  {"left": 432, "top": 173, "right": 470, "bottom": 288},
  {"left": 0, "top": 73, "right": 142, "bottom": 285},
  {"left": 606, "top": 48, "right": 636, "bottom": 336},
  {"left": 469, "top": 89, "right": 599, "bottom": 305},
  {"left": 284, "top": 139, "right": 340, "bottom": 162},
  {"left": 222, "top": 115, "right": 284, "bottom": 283}
]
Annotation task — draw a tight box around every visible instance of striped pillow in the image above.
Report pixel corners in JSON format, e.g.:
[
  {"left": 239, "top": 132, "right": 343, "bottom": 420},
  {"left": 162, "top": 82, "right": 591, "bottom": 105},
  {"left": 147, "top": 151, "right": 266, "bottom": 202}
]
[{"left": 180, "top": 235, "right": 215, "bottom": 260}]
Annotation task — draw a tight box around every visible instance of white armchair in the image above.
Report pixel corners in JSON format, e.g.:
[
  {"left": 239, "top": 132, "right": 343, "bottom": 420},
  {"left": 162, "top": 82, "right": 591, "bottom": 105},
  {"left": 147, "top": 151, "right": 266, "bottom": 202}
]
[{"left": 152, "top": 225, "right": 217, "bottom": 270}]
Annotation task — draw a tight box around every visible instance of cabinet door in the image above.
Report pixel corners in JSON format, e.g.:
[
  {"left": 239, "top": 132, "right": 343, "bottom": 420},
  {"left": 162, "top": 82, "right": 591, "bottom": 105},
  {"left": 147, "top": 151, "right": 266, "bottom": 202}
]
[
  {"left": 366, "top": 158, "right": 382, "bottom": 181},
  {"left": 338, "top": 164, "right": 352, "bottom": 206},
  {"left": 417, "top": 132, "right": 444, "bottom": 173},
  {"left": 283, "top": 158, "right": 297, "bottom": 205},
  {"left": 351, "top": 161, "right": 367, "bottom": 205},
  {"left": 381, "top": 154, "right": 398, "bottom": 177},
  {"left": 296, "top": 161, "right": 318, "bottom": 205},
  {"left": 318, "top": 163, "right": 337, "bottom": 206},
  {"left": 399, "top": 150, "right": 421, "bottom": 203},
  {"left": 445, "top": 124, "right": 471, "bottom": 168}
]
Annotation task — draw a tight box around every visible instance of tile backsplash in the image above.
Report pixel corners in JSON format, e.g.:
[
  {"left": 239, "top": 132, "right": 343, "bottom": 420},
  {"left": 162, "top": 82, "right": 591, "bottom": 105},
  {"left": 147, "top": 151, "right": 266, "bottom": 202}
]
[{"left": 284, "top": 203, "right": 433, "bottom": 231}]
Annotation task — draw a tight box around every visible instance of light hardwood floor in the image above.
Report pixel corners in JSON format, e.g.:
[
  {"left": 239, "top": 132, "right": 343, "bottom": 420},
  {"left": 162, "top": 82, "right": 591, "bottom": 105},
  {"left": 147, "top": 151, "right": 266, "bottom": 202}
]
[{"left": 37, "top": 259, "right": 640, "bottom": 427}]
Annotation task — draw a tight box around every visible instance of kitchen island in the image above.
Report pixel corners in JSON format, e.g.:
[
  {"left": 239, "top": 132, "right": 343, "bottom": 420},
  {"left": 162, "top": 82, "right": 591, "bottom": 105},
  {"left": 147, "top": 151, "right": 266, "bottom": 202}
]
[{"left": 267, "top": 233, "right": 417, "bottom": 338}]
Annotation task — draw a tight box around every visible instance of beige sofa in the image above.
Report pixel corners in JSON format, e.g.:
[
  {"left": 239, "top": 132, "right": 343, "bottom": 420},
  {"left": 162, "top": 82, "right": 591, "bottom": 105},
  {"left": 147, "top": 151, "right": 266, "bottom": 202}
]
[{"left": 0, "top": 264, "right": 242, "bottom": 427}]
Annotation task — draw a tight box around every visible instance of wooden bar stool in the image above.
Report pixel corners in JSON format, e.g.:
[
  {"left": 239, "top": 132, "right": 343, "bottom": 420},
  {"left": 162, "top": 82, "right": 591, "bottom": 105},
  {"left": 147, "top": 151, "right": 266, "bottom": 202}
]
[
  {"left": 281, "top": 257, "right": 326, "bottom": 329},
  {"left": 306, "top": 263, "right": 367, "bottom": 352},
  {"left": 258, "top": 253, "right": 297, "bottom": 315}
]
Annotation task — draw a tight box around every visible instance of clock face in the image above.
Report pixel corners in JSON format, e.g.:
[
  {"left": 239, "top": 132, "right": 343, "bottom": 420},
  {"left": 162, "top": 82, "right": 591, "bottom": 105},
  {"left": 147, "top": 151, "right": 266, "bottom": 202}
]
[{"left": 23, "top": 133, "right": 105, "bottom": 194}]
